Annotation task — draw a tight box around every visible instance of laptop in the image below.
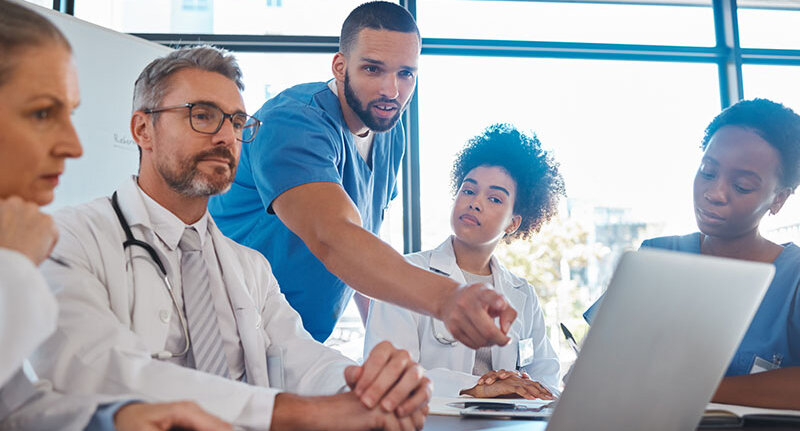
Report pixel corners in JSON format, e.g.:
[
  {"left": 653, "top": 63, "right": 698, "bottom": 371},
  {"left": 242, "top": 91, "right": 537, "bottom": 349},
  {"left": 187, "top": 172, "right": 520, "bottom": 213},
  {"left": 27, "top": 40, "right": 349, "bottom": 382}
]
[
  {"left": 455, "top": 248, "right": 774, "bottom": 430},
  {"left": 545, "top": 248, "right": 774, "bottom": 431}
]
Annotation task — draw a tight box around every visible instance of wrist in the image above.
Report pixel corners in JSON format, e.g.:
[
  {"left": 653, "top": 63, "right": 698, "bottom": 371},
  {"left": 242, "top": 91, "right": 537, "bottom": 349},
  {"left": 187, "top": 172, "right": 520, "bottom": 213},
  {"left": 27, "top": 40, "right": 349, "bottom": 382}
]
[
  {"left": 431, "top": 279, "right": 460, "bottom": 320},
  {"left": 271, "top": 393, "right": 316, "bottom": 431}
]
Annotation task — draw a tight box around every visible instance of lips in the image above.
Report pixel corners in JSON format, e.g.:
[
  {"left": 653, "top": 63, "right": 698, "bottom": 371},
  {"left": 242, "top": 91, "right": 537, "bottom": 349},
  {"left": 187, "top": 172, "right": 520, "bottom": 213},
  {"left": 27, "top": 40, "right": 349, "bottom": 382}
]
[
  {"left": 460, "top": 214, "right": 480, "bottom": 226},
  {"left": 696, "top": 207, "right": 726, "bottom": 224},
  {"left": 41, "top": 172, "right": 62, "bottom": 187},
  {"left": 369, "top": 100, "right": 400, "bottom": 119}
]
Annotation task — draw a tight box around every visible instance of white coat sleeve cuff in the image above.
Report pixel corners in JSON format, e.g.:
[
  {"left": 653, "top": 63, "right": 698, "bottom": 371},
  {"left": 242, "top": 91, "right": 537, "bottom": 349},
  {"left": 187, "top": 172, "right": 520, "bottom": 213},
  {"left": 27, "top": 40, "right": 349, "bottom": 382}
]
[
  {"left": 236, "top": 387, "right": 280, "bottom": 431},
  {"left": 426, "top": 368, "right": 479, "bottom": 397}
]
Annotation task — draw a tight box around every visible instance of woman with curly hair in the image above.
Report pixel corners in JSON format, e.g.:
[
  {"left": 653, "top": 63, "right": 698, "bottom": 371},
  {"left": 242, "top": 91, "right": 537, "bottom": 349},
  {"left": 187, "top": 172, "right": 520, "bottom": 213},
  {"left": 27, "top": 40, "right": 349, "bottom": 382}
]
[{"left": 364, "top": 123, "right": 565, "bottom": 399}]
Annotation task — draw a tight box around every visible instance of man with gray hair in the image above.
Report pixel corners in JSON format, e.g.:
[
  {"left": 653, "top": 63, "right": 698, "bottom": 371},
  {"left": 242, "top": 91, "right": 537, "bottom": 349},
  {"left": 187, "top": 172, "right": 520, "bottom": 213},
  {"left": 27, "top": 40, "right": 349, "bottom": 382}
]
[{"left": 34, "top": 45, "right": 431, "bottom": 430}]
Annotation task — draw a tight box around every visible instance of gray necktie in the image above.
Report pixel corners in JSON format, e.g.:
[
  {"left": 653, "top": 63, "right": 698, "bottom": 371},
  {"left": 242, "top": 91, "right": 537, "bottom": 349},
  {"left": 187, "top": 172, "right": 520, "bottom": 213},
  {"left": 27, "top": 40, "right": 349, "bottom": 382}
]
[
  {"left": 472, "top": 347, "right": 493, "bottom": 376},
  {"left": 179, "top": 227, "right": 230, "bottom": 378}
]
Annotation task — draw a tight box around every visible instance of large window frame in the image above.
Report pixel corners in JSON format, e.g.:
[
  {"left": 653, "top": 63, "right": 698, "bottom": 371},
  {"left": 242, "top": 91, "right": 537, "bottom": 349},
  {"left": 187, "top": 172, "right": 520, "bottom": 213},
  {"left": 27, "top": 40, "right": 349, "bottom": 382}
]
[{"left": 49, "top": 0, "right": 800, "bottom": 254}]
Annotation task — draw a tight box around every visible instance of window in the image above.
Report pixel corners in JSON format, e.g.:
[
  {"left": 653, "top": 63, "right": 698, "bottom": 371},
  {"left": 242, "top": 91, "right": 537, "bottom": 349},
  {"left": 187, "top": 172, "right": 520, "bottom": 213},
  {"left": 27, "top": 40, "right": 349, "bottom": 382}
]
[
  {"left": 418, "top": 55, "right": 720, "bottom": 360},
  {"left": 738, "top": 6, "right": 800, "bottom": 49},
  {"left": 417, "top": 0, "right": 715, "bottom": 46},
  {"left": 73, "top": 0, "right": 396, "bottom": 35}
]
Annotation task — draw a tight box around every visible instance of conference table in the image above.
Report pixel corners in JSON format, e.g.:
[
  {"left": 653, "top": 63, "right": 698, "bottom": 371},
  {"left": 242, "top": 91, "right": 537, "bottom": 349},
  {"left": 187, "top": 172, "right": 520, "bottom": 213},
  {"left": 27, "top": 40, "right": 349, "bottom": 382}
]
[{"left": 422, "top": 415, "right": 799, "bottom": 430}]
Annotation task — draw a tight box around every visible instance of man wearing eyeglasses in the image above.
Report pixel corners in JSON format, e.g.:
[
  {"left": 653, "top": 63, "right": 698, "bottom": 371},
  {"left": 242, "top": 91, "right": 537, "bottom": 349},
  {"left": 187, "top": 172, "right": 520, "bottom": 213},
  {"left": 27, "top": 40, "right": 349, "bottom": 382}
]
[
  {"left": 34, "top": 45, "right": 430, "bottom": 431},
  {"left": 209, "top": 1, "right": 517, "bottom": 362}
]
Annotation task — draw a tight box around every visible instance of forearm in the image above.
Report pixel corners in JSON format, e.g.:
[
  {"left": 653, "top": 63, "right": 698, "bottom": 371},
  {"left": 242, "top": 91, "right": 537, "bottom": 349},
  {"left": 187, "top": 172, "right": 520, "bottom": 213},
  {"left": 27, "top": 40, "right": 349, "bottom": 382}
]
[
  {"left": 712, "top": 368, "right": 800, "bottom": 410},
  {"left": 312, "top": 221, "right": 458, "bottom": 318}
]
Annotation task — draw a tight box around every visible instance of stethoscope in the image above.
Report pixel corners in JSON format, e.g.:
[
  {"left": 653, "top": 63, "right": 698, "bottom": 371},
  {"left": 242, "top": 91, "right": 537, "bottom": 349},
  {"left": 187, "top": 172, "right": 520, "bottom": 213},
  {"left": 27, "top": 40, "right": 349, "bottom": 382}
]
[
  {"left": 431, "top": 318, "right": 458, "bottom": 346},
  {"left": 111, "top": 191, "right": 191, "bottom": 360}
]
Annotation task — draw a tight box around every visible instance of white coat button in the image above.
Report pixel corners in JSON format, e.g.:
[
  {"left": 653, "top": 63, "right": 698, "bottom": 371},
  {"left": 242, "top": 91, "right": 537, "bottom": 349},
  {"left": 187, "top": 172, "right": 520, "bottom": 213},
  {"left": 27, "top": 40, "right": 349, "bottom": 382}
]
[{"left": 159, "top": 310, "right": 170, "bottom": 323}]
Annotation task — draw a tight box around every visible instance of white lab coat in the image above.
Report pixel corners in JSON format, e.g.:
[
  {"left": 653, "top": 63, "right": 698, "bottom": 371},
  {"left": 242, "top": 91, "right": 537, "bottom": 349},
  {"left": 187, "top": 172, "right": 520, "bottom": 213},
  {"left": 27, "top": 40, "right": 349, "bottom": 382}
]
[
  {"left": 0, "top": 249, "right": 107, "bottom": 430},
  {"left": 32, "top": 178, "right": 354, "bottom": 430},
  {"left": 364, "top": 237, "right": 560, "bottom": 397}
]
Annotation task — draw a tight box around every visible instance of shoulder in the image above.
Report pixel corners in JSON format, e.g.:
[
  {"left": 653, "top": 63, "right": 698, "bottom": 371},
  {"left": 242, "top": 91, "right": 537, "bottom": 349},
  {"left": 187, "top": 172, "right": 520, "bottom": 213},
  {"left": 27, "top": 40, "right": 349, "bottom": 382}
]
[
  {"left": 641, "top": 232, "right": 701, "bottom": 252},
  {"left": 404, "top": 249, "right": 433, "bottom": 269},
  {"left": 52, "top": 197, "right": 118, "bottom": 238},
  {"left": 258, "top": 82, "right": 339, "bottom": 126}
]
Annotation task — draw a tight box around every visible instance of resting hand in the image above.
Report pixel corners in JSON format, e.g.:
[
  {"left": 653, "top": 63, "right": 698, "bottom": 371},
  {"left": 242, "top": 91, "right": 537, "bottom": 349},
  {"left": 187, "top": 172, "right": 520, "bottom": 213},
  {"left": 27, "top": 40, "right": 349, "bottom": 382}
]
[
  {"left": 461, "top": 373, "right": 554, "bottom": 400},
  {"left": 345, "top": 341, "right": 432, "bottom": 417},
  {"left": 0, "top": 196, "right": 58, "bottom": 265},
  {"left": 438, "top": 283, "right": 517, "bottom": 349},
  {"left": 114, "top": 401, "right": 232, "bottom": 431},
  {"left": 271, "top": 392, "right": 427, "bottom": 431}
]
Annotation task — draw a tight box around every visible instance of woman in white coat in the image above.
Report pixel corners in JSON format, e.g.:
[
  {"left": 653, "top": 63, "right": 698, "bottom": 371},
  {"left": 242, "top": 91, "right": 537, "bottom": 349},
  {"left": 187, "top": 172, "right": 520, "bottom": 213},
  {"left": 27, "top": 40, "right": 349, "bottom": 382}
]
[
  {"left": 0, "top": 2, "right": 230, "bottom": 429},
  {"left": 365, "top": 124, "right": 565, "bottom": 399}
]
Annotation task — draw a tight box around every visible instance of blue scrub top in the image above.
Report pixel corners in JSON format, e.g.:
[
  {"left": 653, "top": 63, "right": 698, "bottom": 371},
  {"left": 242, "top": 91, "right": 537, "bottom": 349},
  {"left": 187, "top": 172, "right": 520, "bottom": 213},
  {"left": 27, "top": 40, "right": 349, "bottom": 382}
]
[
  {"left": 583, "top": 233, "right": 800, "bottom": 376},
  {"left": 209, "top": 82, "right": 405, "bottom": 341}
]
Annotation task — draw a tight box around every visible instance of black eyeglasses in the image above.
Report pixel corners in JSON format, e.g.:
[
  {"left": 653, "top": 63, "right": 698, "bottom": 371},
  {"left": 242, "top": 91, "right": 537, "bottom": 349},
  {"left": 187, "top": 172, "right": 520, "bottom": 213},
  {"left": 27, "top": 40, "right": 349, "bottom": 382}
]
[{"left": 143, "top": 102, "right": 261, "bottom": 143}]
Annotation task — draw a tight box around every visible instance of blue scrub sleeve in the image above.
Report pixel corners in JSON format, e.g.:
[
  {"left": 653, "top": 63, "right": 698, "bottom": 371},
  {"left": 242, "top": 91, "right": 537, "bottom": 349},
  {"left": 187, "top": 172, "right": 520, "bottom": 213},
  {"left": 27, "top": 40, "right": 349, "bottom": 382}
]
[
  {"left": 250, "top": 105, "right": 344, "bottom": 213},
  {"left": 84, "top": 400, "right": 140, "bottom": 431}
]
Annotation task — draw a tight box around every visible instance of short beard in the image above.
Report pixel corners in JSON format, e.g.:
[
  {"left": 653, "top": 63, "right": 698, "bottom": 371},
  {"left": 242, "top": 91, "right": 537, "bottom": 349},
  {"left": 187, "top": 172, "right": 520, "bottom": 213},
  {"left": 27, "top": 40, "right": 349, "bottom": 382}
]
[
  {"left": 157, "top": 146, "right": 236, "bottom": 197},
  {"left": 344, "top": 71, "right": 404, "bottom": 133}
]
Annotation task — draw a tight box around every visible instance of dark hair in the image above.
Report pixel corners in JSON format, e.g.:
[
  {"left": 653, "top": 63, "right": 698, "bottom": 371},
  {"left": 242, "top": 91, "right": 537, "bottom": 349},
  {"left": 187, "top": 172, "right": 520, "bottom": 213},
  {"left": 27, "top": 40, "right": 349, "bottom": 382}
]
[
  {"left": 339, "top": 1, "right": 420, "bottom": 55},
  {"left": 701, "top": 98, "right": 800, "bottom": 190},
  {"left": 451, "top": 124, "right": 565, "bottom": 242},
  {"left": 0, "top": 0, "right": 71, "bottom": 86}
]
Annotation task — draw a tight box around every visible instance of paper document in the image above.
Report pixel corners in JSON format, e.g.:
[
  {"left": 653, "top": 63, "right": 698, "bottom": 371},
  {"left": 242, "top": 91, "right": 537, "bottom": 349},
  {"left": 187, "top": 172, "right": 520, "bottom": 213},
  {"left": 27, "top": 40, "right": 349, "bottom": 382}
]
[{"left": 429, "top": 396, "right": 554, "bottom": 416}]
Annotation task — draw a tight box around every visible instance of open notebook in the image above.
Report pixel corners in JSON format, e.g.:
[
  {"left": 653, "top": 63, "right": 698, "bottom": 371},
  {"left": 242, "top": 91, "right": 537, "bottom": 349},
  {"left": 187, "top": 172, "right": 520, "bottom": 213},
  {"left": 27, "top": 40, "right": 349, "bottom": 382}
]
[{"left": 701, "top": 403, "right": 800, "bottom": 428}]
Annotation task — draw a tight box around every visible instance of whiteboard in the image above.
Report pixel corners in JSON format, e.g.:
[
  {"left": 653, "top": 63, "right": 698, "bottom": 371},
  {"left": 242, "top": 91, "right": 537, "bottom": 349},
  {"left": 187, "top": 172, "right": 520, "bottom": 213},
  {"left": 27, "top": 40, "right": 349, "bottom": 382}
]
[{"left": 18, "top": 1, "right": 172, "bottom": 211}]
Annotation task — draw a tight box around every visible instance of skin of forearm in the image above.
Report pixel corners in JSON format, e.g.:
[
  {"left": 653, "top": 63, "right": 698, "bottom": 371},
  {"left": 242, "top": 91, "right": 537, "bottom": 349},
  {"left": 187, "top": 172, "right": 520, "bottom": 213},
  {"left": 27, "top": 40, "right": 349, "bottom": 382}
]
[
  {"left": 712, "top": 368, "right": 800, "bottom": 410},
  {"left": 311, "top": 217, "right": 459, "bottom": 318},
  {"left": 271, "top": 393, "right": 318, "bottom": 431}
]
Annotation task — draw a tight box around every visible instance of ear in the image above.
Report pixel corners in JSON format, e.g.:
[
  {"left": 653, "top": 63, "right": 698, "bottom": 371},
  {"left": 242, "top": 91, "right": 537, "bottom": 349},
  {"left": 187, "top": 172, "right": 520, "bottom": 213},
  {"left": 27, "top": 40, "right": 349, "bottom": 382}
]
[
  {"left": 332, "top": 52, "right": 347, "bottom": 83},
  {"left": 770, "top": 187, "right": 793, "bottom": 215},
  {"left": 505, "top": 215, "right": 522, "bottom": 236},
  {"left": 130, "top": 111, "right": 153, "bottom": 153}
]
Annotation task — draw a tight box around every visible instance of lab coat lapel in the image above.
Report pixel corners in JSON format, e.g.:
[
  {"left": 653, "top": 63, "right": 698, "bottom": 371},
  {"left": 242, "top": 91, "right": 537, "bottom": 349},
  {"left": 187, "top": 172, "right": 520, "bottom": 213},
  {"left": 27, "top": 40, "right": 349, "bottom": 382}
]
[
  {"left": 114, "top": 178, "right": 175, "bottom": 353},
  {"left": 428, "top": 237, "right": 477, "bottom": 370},
  {"left": 208, "top": 223, "right": 270, "bottom": 388},
  {"left": 489, "top": 255, "right": 527, "bottom": 371}
]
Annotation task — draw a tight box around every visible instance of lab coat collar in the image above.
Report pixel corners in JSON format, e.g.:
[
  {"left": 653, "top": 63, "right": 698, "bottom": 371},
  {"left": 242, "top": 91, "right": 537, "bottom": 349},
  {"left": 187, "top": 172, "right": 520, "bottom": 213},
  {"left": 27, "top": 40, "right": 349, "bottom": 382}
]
[
  {"left": 117, "top": 176, "right": 211, "bottom": 251},
  {"left": 428, "top": 236, "right": 528, "bottom": 291}
]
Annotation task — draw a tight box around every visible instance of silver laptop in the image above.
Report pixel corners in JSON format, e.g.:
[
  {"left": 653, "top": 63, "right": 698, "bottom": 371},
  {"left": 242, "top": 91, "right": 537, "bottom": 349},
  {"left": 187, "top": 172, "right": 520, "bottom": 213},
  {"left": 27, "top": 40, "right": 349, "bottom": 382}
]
[{"left": 543, "top": 248, "right": 774, "bottom": 431}]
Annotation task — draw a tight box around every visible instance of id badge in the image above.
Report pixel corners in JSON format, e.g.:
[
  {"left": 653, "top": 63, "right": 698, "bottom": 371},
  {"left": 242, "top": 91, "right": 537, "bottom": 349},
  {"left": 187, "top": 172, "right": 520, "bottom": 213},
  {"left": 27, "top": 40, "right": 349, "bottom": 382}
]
[
  {"left": 749, "top": 355, "right": 781, "bottom": 374},
  {"left": 517, "top": 338, "right": 534, "bottom": 367}
]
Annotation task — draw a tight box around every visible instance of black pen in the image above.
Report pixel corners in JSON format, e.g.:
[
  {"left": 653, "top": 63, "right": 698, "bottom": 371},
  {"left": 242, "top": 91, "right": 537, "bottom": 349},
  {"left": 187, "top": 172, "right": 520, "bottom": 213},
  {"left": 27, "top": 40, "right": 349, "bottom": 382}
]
[{"left": 560, "top": 323, "right": 580, "bottom": 355}]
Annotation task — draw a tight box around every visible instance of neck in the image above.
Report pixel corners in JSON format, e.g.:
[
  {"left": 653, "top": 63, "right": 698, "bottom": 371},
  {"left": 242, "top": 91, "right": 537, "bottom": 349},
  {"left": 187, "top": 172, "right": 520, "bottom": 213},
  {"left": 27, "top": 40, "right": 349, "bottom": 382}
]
[
  {"left": 700, "top": 230, "right": 781, "bottom": 263},
  {"left": 336, "top": 80, "right": 369, "bottom": 136},
  {"left": 451, "top": 236, "right": 495, "bottom": 276},
  {"left": 136, "top": 168, "right": 209, "bottom": 225}
]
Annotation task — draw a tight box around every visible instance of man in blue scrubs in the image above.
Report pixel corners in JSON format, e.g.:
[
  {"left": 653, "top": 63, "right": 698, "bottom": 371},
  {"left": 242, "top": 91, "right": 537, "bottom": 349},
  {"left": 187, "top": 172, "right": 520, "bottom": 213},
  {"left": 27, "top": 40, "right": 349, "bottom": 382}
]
[{"left": 210, "top": 1, "right": 516, "bottom": 347}]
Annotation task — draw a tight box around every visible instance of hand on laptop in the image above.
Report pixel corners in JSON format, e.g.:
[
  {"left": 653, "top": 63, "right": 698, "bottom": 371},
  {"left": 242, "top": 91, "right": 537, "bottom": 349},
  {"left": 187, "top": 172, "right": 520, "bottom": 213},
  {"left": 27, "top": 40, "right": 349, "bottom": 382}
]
[
  {"left": 345, "top": 341, "right": 432, "bottom": 417},
  {"left": 461, "top": 369, "right": 555, "bottom": 400}
]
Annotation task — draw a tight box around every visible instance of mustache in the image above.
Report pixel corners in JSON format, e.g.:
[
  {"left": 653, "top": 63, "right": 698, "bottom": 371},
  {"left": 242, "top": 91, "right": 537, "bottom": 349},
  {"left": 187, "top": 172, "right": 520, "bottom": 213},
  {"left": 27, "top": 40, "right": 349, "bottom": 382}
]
[
  {"left": 367, "top": 97, "right": 402, "bottom": 110},
  {"left": 194, "top": 147, "right": 236, "bottom": 168}
]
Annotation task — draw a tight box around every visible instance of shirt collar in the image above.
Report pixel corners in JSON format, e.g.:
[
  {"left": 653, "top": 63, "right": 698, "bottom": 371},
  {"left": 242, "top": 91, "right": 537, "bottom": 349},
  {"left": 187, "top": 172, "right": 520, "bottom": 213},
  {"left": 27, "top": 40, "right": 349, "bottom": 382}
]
[{"left": 133, "top": 179, "right": 210, "bottom": 251}]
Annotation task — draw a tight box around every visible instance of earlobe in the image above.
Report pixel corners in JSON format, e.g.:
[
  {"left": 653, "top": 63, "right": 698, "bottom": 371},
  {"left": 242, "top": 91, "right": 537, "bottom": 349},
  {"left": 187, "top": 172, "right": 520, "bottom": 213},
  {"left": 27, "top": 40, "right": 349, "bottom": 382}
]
[{"left": 505, "top": 215, "right": 522, "bottom": 235}]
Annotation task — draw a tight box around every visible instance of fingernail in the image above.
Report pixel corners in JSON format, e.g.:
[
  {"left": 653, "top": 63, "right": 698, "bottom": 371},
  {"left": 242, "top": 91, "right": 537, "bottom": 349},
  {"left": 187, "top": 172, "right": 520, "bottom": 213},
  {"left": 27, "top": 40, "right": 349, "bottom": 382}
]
[
  {"left": 354, "top": 387, "right": 363, "bottom": 396},
  {"left": 382, "top": 400, "right": 393, "bottom": 411},
  {"left": 363, "top": 396, "right": 374, "bottom": 408}
]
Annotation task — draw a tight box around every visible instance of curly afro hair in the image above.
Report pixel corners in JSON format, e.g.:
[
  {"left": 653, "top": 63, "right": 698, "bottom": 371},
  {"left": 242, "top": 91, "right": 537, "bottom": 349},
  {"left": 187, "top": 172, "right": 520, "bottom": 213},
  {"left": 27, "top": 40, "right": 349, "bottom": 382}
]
[
  {"left": 451, "top": 123, "right": 565, "bottom": 242},
  {"left": 701, "top": 98, "right": 800, "bottom": 190}
]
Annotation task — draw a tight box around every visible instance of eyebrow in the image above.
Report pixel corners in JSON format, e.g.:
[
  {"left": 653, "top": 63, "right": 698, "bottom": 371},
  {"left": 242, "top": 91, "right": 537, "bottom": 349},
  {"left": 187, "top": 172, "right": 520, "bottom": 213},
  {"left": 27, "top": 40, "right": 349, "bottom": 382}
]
[
  {"left": 463, "top": 178, "right": 511, "bottom": 197},
  {"left": 193, "top": 99, "right": 247, "bottom": 116},
  {"left": 702, "top": 156, "right": 763, "bottom": 181},
  {"left": 361, "top": 57, "right": 418, "bottom": 73}
]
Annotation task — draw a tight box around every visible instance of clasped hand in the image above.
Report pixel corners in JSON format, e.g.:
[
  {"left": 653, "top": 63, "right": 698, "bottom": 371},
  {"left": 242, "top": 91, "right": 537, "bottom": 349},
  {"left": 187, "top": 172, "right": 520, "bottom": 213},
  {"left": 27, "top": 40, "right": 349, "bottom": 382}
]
[{"left": 461, "top": 369, "right": 555, "bottom": 400}]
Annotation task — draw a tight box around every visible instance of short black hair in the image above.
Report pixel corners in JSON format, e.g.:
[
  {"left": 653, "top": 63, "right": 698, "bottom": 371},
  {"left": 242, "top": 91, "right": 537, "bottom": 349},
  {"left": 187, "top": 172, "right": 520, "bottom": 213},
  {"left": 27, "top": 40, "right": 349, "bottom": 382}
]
[
  {"left": 451, "top": 124, "right": 565, "bottom": 242},
  {"left": 339, "top": 1, "right": 420, "bottom": 55},
  {"left": 701, "top": 98, "right": 800, "bottom": 190},
  {"left": 0, "top": 0, "right": 71, "bottom": 86}
]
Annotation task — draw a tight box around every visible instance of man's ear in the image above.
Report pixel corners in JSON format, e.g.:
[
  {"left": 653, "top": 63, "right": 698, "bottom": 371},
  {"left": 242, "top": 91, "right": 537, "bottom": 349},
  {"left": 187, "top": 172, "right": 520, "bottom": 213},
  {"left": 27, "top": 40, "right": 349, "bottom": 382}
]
[
  {"left": 130, "top": 111, "right": 153, "bottom": 152},
  {"left": 332, "top": 52, "right": 347, "bottom": 83}
]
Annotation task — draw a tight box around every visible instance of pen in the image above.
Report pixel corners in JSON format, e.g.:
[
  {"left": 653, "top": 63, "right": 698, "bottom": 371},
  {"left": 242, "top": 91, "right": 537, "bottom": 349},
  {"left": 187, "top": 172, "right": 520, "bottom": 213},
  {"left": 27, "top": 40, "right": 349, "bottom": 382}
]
[{"left": 560, "top": 323, "right": 580, "bottom": 355}]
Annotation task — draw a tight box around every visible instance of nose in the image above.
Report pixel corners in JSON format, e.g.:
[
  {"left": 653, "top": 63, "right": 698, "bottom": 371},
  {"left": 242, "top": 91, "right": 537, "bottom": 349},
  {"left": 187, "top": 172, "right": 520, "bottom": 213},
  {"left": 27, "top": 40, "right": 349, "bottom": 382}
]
[
  {"left": 214, "top": 116, "right": 238, "bottom": 146},
  {"left": 379, "top": 74, "right": 399, "bottom": 100},
  {"left": 468, "top": 197, "right": 482, "bottom": 212},
  {"left": 53, "top": 117, "right": 83, "bottom": 159},
  {"left": 703, "top": 179, "right": 727, "bottom": 205}
]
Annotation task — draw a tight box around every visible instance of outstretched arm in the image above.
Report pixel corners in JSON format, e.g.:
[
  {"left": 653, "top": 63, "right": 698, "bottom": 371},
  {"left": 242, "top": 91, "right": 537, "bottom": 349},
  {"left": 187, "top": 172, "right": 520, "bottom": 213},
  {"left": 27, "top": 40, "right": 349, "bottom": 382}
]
[{"left": 712, "top": 367, "right": 800, "bottom": 410}]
